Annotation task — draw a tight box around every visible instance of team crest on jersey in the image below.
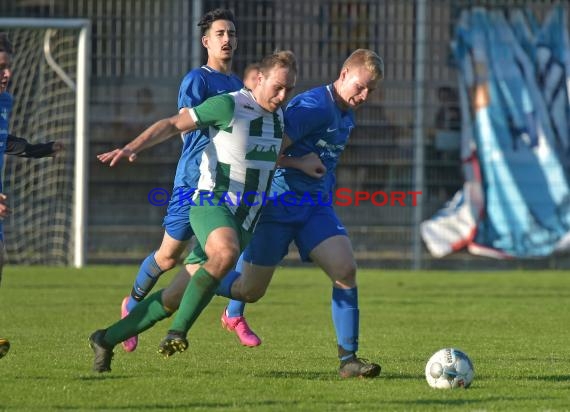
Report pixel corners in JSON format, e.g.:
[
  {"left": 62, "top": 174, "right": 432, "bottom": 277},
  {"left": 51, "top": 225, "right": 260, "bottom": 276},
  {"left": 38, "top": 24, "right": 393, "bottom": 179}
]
[
  {"left": 316, "top": 139, "right": 345, "bottom": 159},
  {"left": 245, "top": 143, "right": 279, "bottom": 162},
  {"left": 0, "top": 108, "right": 7, "bottom": 120}
]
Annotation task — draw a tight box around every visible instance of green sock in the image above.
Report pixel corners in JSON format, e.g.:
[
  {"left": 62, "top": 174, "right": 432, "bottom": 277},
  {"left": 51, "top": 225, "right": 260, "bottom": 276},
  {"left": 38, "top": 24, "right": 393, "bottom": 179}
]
[
  {"left": 103, "top": 290, "right": 172, "bottom": 347},
  {"left": 169, "top": 267, "right": 219, "bottom": 334}
]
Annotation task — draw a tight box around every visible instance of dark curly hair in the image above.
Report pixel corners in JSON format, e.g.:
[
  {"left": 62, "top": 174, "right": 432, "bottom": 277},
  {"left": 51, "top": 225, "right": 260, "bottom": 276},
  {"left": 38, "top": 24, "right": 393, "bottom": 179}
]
[{"left": 197, "top": 8, "right": 235, "bottom": 36}]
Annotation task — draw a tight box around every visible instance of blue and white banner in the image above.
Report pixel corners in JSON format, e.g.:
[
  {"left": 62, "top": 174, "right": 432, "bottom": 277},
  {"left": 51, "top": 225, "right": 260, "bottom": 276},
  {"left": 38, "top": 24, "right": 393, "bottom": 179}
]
[{"left": 421, "top": 6, "right": 570, "bottom": 259}]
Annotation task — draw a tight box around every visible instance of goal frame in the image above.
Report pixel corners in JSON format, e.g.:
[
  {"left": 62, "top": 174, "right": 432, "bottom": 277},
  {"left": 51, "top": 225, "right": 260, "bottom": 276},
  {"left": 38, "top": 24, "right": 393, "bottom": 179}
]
[{"left": 0, "top": 18, "right": 90, "bottom": 268}]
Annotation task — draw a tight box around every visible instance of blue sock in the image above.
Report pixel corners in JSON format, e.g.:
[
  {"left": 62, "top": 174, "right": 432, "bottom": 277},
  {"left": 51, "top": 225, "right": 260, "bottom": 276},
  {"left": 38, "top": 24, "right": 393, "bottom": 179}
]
[
  {"left": 226, "top": 299, "right": 246, "bottom": 317},
  {"left": 215, "top": 270, "right": 240, "bottom": 299},
  {"left": 218, "top": 253, "right": 246, "bottom": 317},
  {"left": 332, "top": 287, "right": 359, "bottom": 358},
  {"left": 127, "top": 253, "right": 164, "bottom": 311}
]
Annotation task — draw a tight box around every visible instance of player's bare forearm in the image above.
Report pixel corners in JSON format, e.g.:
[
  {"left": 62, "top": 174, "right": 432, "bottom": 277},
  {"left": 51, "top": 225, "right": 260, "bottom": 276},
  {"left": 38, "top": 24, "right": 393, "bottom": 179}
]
[
  {"left": 98, "top": 112, "right": 196, "bottom": 167},
  {"left": 121, "top": 119, "right": 179, "bottom": 158},
  {"left": 278, "top": 152, "right": 326, "bottom": 178},
  {"left": 276, "top": 134, "right": 326, "bottom": 178}
]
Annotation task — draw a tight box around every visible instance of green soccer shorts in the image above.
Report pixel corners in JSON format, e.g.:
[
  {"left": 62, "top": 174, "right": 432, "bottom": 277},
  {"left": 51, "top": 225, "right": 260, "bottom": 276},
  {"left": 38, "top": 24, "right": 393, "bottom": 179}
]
[{"left": 184, "top": 204, "right": 252, "bottom": 265}]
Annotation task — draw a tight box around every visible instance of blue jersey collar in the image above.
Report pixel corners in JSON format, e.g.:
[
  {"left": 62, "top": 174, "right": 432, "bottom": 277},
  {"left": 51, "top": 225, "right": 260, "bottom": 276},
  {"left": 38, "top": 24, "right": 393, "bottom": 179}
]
[{"left": 326, "top": 84, "right": 335, "bottom": 103}]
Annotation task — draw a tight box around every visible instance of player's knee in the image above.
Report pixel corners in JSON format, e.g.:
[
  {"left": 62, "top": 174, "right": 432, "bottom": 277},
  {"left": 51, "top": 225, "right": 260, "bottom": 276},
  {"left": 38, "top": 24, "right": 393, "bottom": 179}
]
[
  {"left": 207, "top": 245, "right": 240, "bottom": 276},
  {"left": 154, "top": 253, "right": 178, "bottom": 271},
  {"left": 241, "top": 286, "right": 267, "bottom": 303},
  {"left": 335, "top": 260, "right": 357, "bottom": 285},
  {"left": 234, "top": 278, "right": 268, "bottom": 302}
]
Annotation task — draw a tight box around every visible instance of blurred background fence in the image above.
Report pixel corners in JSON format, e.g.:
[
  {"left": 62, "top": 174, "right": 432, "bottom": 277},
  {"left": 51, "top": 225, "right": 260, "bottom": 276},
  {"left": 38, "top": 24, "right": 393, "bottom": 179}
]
[{"left": 1, "top": 0, "right": 569, "bottom": 269}]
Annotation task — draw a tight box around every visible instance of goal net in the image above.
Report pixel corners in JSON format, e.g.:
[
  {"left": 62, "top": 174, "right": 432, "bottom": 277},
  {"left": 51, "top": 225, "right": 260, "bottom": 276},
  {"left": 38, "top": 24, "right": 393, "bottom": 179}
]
[{"left": 0, "top": 19, "right": 89, "bottom": 267}]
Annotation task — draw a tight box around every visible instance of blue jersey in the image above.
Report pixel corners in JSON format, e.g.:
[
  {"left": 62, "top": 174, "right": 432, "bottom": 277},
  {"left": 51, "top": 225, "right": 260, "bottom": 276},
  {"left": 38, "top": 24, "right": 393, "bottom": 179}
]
[
  {"left": 174, "top": 65, "right": 243, "bottom": 188},
  {"left": 0, "top": 92, "right": 12, "bottom": 239},
  {"left": 271, "top": 84, "right": 355, "bottom": 198},
  {"left": 0, "top": 92, "right": 13, "bottom": 194}
]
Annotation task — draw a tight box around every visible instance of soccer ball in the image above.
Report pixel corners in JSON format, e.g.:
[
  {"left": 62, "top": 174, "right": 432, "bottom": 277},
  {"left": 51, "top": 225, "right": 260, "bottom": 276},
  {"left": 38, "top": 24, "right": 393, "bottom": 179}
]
[
  {"left": 0, "top": 338, "right": 10, "bottom": 359},
  {"left": 425, "top": 348, "right": 474, "bottom": 389}
]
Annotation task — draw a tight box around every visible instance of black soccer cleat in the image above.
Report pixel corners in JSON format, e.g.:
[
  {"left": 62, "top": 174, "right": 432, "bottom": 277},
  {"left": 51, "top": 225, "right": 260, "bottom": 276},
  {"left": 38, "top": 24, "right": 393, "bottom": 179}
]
[
  {"left": 339, "top": 356, "right": 382, "bottom": 378},
  {"left": 0, "top": 337, "right": 10, "bottom": 359},
  {"left": 89, "top": 329, "right": 114, "bottom": 372},
  {"left": 158, "top": 331, "right": 188, "bottom": 358}
]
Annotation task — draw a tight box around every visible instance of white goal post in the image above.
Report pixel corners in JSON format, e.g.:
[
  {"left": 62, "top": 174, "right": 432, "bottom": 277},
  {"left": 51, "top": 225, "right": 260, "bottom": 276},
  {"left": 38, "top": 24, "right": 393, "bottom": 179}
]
[{"left": 0, "top": 18, "right": 90, "bottom": 268}]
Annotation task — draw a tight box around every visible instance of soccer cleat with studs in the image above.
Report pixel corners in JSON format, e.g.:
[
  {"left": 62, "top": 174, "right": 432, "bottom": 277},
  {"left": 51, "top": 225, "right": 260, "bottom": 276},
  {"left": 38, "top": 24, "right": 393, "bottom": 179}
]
[
  {"left": 89, "top": 329, "right": 114, "bottom": 372},
  {"left": 158, "top": 331, "right": 188, "bottom": 357},
  {"left": 221, "top": 308, "right": 262, "bottom": 347},
  {"left": 339, "top": 355, "right": 381, "bottom": 378}
]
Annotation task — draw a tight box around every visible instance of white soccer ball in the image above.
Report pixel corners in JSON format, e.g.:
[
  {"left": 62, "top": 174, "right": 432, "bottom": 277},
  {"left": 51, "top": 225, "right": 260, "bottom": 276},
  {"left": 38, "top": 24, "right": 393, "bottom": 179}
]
[{"left": 425, "top": 348, "right": 474, "bottom": 389}]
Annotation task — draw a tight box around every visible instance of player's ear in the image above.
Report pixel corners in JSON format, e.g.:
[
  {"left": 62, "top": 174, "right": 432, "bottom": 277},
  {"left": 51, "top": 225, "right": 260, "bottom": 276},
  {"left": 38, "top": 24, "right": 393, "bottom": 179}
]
[
  {"left": 339, "top": 66, "right": 349, "bottom": 82},
  {"left": 201, "top": 35, "right": 209, "bottom": 49}
]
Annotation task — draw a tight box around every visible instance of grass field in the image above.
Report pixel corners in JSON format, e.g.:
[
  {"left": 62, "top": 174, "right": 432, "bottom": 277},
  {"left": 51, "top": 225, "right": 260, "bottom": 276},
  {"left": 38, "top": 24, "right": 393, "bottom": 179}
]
[{"left": 0, "top": 265, "right": 569, "bottom": 411}]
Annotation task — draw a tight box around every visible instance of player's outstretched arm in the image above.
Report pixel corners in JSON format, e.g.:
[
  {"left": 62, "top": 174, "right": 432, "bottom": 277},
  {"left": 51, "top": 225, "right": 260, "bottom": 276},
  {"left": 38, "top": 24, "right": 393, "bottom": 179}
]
[
  {"left": 5, "top": 135, "right": 64, "bottom": 158},
  {"left": 97, "top": 110, "right": 197, "bottom": 167}
]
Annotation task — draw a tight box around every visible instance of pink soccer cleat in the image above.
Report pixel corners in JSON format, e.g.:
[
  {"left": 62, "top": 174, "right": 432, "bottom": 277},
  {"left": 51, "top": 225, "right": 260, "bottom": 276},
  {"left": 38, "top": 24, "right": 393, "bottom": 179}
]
[
  {"left": 120, "top": 296, "right": 139, "bottom": 352},
  {"left": 221, "top": 308, "right": 261, "bottom": 347}
]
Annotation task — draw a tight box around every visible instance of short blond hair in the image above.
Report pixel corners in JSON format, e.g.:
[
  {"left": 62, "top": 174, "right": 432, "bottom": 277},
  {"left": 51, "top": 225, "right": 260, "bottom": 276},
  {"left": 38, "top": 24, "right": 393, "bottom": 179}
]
[
  {"left": 259, "top": 50, "right": 297, "bottom": 77},
  {"left": 342, "top": 49, "right": 384, "bottom": 80}
]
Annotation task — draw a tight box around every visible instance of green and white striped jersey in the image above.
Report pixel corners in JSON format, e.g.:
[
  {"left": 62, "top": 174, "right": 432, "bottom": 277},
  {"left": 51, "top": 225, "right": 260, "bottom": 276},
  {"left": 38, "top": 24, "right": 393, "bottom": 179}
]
[{"left": 187, "top": 88, "right": 284, "bottom": 231}]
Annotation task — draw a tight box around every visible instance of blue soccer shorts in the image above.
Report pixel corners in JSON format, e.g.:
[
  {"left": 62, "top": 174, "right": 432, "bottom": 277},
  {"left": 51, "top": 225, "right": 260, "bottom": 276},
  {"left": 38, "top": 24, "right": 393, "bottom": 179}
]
[
  {"left": 244, "top": 201, "right": 348, "bottom": 266},
  {"left": 161, "top": 186, "right": 194, "bottom": 241}
]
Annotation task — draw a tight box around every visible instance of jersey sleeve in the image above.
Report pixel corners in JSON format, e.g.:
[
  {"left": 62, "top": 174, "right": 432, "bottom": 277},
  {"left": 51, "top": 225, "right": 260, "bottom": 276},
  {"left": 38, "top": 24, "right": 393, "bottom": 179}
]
[
  {"left": 191, "top": 94, "right": 235, "bottom": 131},
  {"left": 5, "top": 135, "right": 57, "bottom": 158},
  {"left": 178, "top": 69, "right": 208, "bottom": 109},
  {"left": 284, "top": 97, "right": 329, "bottom": 142}
]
